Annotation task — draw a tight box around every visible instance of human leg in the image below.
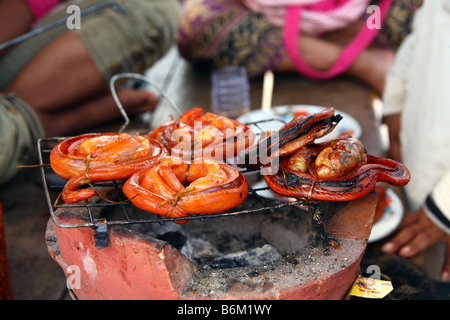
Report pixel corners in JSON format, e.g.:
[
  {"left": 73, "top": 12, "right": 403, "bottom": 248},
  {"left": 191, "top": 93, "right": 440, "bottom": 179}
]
[
  {"left": 37, "top": 88, "right": 158, "bottom": 137},
  {"left": 5, "top": 31, "right": 106, "bottom": 113},
  {"left": 4, "top": 30, "right": 160, "bottom": 136},
  {"left": 0, "top": 0, "right": 33, "bottom": 57}
]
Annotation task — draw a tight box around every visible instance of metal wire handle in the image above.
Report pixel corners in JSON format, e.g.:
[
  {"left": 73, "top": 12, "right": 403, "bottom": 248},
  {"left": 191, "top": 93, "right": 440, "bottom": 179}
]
[{"left": 109, "top": 73, "right": 183, "bottom": 133}]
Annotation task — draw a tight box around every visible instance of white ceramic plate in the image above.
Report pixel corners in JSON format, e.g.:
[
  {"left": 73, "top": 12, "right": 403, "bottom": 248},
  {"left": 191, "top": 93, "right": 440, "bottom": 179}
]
[
  {"left": 251, "top": 179, "right": 296, "bottom": 203},
  {"left": 368, "top": 188, "right": 404, "bottom": 243},
  {"left": 237, "top": 105, "right": 362, "bottom": 143},
  {"left": 251, "top": 180, "right": 310, "bottom": 212}
]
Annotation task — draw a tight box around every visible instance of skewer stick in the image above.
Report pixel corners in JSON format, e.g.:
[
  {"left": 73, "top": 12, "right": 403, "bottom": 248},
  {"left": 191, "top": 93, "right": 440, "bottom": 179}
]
[{"left": 261, "top": 70, "right": 274, "bottom": 111}]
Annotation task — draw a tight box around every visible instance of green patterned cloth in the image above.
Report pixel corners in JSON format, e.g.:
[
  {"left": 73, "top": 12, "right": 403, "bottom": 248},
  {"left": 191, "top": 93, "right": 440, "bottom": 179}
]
[{"left": 0, "top": 94, "right": 44, "bottom": 185}]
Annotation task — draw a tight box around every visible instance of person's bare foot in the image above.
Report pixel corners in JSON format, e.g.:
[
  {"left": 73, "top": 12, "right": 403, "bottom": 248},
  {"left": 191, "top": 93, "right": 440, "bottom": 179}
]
[{"left": 38, "top": 89, "right": 158, "bottom": 137}]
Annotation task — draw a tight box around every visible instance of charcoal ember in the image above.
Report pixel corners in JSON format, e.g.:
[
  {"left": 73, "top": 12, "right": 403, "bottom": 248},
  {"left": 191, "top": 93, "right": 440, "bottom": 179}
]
[
  {"left": 156, "top": 231, "right": 187, "bottom": 251},
  {"left": 153, "top": 230, "right": 193, "bottom": 259},
  {"left": 201, "top": 244, "right": 281, "bottom": 269},
  {"left": 188, "top": 238, "right": 223, "bottom": 265}
]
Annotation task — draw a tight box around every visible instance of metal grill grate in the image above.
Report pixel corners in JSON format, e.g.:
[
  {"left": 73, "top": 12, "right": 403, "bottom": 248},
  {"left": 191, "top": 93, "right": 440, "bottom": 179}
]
[
  {"left": 37, "top": 73, "right": 312, "bottom": 230},
  {"left": 38, "top": 133, "right": 309, "bottom": 230}
]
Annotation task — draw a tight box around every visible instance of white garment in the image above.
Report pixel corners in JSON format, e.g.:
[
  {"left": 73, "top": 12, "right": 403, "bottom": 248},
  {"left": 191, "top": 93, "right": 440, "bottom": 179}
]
[{"left": 382, "top": 0, "right": 450, "bottom": 232}]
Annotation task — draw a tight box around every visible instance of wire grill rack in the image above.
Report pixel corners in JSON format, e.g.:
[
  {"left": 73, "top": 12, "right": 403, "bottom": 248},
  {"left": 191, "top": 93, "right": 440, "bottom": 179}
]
[
  {"left": 37, "top": 73, "right": 312, "bottom": 231},
  {"left": 38, "top": 127, "right": 310, "bottom": 231}
]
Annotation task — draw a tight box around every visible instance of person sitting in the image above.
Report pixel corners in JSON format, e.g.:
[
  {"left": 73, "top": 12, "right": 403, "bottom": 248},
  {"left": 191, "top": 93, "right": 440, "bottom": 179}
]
[
  {"left": 0, "top": 0, "right": 181, "bottom": 185},
  {"left": 177, "top": 0, "right": 422, "bottom": 95}
]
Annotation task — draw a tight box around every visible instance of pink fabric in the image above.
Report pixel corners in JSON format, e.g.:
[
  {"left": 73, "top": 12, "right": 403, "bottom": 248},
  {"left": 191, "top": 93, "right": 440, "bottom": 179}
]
[
  {"left": 282, "top": 0, "right": 393, "bottom": 80},
  {"left": 303, "top": 0, "right": 350, "bottom": 11},
  {"left": 242, "top": 0, "right": 371, "bottom": 36},
  {"left": 25, "top": 0, "right": 60, "bottom": 22}
]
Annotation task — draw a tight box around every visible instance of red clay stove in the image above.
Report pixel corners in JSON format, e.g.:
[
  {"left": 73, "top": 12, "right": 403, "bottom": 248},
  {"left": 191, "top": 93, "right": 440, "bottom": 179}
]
[
  {"left": 0, "top": 202, "right": 12, "bottom": 300},
  {"left": 45, "top": 191, "right": 377, "bottom": 300}
]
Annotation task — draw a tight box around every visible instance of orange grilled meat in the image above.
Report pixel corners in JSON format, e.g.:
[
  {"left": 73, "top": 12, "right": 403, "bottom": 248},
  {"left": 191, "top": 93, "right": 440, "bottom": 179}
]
[
  {"left": 50, "top": 133, "right": 168, "bottom": 203},
  {"left": 374, "top": 184, "right": 387, "bottom": 223},
  {"left": 264, "top": 138, "right": 410, "bottom": 202},
  {"left": 238, "top": 107, "right": 342, "bottom": 170},
  {"left": 146, "top": 107, "right": 254, "bottom": 161},
  {"left": 236, "top": 106, "right": 410, "bottom": 202},
  {"left": 122, "top": 156, "right": 248, "bottom": 224},
  {"left": 286, "top": 137, "right": 368, "bottom": 179}
]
